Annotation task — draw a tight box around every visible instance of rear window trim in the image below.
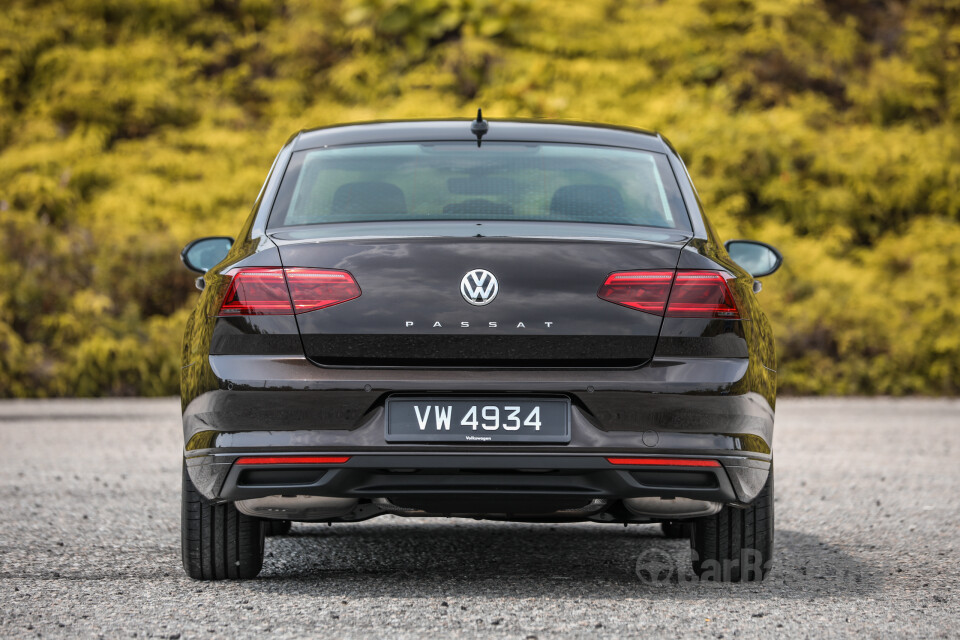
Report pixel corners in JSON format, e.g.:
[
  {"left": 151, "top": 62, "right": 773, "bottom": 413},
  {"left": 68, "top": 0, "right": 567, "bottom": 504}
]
[
  {"left": 264, "top": 140, "right": 693, "bottom": 232},
  {"left": 266, "top": 221, "right": 694, "bottom": 246}
]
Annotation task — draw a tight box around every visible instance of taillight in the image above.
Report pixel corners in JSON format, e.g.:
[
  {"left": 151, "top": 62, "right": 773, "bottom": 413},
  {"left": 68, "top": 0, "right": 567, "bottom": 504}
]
[
  {"left": 667, "top": 271, "right": 740, "bottom": 318},
  {"left": 597, "top": 271, "right": 674, "bottom": 314},
  {"left": 217, "top": 267, "right": 360, "bottom": 316},
  {"left": 284, "top": 268, "right": 361, "bottom": 313},
  {"left": 598, "top": 269, "right": 740, "bottom": 319},
  {"left": 218, "top": 268, "right": 291, "bottom": 315}
]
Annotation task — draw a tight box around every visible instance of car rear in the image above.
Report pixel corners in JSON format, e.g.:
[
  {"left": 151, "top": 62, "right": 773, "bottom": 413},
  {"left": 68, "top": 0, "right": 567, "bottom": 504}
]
[{"left": 180, "top": 119, "right": 776, "bottom": 582}]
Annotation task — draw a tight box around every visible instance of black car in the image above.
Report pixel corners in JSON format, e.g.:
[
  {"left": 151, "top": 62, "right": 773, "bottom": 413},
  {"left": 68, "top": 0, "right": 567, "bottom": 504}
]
[{"left": 179, "top": 115, "right": 783, "bottom": 582}]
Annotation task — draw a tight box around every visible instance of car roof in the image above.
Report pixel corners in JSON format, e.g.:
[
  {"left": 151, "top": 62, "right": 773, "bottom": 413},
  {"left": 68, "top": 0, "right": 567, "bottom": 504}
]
[{"left": 292, "top": 119, "right": 670, "bottom": 154}]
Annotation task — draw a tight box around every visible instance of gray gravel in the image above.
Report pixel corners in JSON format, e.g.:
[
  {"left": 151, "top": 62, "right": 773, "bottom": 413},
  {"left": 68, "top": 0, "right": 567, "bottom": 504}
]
[{"left": 1, "top": 397, "right": 958, "bottom": 638}]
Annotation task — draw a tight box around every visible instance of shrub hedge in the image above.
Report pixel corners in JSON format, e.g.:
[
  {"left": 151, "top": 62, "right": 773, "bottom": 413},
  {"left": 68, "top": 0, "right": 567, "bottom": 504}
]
[{"left": 1, "top": 0, "right": 958, "bottom": 396}]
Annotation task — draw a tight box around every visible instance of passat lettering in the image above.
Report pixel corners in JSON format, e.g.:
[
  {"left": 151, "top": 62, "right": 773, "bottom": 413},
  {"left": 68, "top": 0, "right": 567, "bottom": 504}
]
[{"left": 402, "top": 321, "right": 555, "bottom": 328}]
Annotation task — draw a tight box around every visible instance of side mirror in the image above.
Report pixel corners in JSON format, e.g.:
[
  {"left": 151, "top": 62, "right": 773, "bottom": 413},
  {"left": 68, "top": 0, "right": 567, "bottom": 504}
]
[
  {"left": 180, "top": 236, "right": 234, "bottom": 274},
  {"left": 725, "top": 240, "right": 783, "bottom": 278}
]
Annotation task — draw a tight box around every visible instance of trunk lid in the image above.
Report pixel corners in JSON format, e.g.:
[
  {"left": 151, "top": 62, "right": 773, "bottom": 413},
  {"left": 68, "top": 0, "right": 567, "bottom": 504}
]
[{"left": 270, "top": 221, "right": 689, "bottom": 367}]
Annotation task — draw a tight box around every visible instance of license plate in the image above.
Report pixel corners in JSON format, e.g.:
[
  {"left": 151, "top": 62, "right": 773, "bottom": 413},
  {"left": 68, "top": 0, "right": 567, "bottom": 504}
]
[{"left": 385, "top": 397, "right": 571, "bottom": 443}]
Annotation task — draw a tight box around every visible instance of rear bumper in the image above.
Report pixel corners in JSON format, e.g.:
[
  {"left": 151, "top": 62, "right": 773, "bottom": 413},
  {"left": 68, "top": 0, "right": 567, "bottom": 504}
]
[
  {"left": 203, "top": 453, "right": 769, "bottom": 508},
  {"left": 182, "top": 354, "right": 775, "bottom": 506}
]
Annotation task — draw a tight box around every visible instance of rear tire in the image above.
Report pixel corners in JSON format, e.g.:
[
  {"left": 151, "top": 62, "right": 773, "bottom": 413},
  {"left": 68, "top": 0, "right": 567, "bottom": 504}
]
[
  {"left": 181, "top": 464, "right": 264, "bottom": 580},
  {"left": 264, "top": 520, "right": 292, "bottom": 536},
  {"left": 689, "top": 471, "right": 773, "bottom": 582}
]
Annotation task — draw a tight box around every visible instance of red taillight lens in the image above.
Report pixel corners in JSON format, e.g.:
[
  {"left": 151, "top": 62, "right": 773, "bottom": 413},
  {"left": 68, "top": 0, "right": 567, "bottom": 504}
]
[
  {"left": 235, "top": 456, "right": 351, "bottom": 465},
  {"left": 598, "top": 270, "right": 740, "bottom": 319},
  {"left": 597, "top": 270, "right": 674, "bottom": 314},
  {"left": 219, "top": 268, "right": 292, "bottom": 315},
  {"left": 217, "top": 268, "right": 360, "bottom": 316},
  {"left": 666, "top": 271, "right": 740, "bottom": 319},
  {"left": 284, "top": 268, "right": 361, "bottom": 313},
  {"left": 606, "top": 457, "right": 721, "bottom": 467}
]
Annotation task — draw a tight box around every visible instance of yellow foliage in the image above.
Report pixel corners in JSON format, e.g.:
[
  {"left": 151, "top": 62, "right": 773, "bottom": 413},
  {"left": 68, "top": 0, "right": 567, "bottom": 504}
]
[{"left": 0, "top": 0, "right": 958, "bottom": 396}]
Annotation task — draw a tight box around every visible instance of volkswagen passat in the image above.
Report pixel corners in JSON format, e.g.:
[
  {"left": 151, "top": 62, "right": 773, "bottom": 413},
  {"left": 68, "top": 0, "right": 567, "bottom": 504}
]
[{"left": 179, "top": 115, "right": 783, "bottom": 581}]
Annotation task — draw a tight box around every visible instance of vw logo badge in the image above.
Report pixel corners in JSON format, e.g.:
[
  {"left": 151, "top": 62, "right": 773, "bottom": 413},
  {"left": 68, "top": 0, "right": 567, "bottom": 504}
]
[{"left": 460, "top": 269, "right": 499, "bottom": 306}]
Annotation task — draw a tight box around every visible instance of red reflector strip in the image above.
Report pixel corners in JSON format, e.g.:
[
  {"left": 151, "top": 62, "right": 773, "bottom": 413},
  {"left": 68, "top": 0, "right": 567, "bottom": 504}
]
[
  {"left": 235, "top": 456, "right": 351, "bottom": 465},
  {"left": 606, "top": 457, "right": 721, "bottom": 467}
]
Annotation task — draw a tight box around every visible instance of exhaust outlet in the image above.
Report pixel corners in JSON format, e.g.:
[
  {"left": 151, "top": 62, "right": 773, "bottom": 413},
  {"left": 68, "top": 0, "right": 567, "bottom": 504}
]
[
  {"left": 236, "top": 495, "right": 358, "bottom": 521},
  {"left": 622, "top": 497, "right": 722, "bottom": 518}
]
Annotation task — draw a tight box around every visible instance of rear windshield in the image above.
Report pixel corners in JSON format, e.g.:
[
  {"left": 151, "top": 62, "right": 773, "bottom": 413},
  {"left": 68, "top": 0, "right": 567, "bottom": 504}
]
[{"left": 267, "top": 142, "right": 690, "bottom": 230}]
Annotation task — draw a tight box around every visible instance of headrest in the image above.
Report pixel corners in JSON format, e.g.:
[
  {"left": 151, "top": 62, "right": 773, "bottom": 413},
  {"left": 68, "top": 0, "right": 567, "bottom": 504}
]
[
  {"left": 330, "top": 181, "right": 407, "bottom": 219},
  {"left": 549, "top": 184, "right": 627, "bottom": 222}
]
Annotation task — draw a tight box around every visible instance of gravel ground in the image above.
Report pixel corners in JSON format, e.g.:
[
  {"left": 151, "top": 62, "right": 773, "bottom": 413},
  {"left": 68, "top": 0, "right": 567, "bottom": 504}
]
[{"left": 0, "top": 397, "right": 958, "bottom": 639}]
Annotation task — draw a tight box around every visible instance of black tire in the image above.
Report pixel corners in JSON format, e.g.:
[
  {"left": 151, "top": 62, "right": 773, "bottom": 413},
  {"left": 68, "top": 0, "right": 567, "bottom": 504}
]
[
  {"left": 181, "top": 464, "right": 264, "bottom": 580},
  {"left": 264, "top": 520, "right": 292, "bottom": 536},
  {"left": 661, "top": 522, "right": 689, "bottom": 539},
  {"left": 689, "top": 471, "right": 773, "bottom": 582}
]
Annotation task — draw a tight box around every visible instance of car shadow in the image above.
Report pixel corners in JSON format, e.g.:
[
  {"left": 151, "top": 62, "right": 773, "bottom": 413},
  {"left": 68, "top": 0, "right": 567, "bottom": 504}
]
[{"left": 245, "top": 518, "right": 879, "bottom": 600}]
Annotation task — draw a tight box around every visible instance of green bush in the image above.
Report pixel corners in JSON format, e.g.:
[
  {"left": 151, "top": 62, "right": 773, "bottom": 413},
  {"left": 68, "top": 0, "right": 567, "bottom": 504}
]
[{"left": 0, "top": 0, "right": 958, "bottom": 396}]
